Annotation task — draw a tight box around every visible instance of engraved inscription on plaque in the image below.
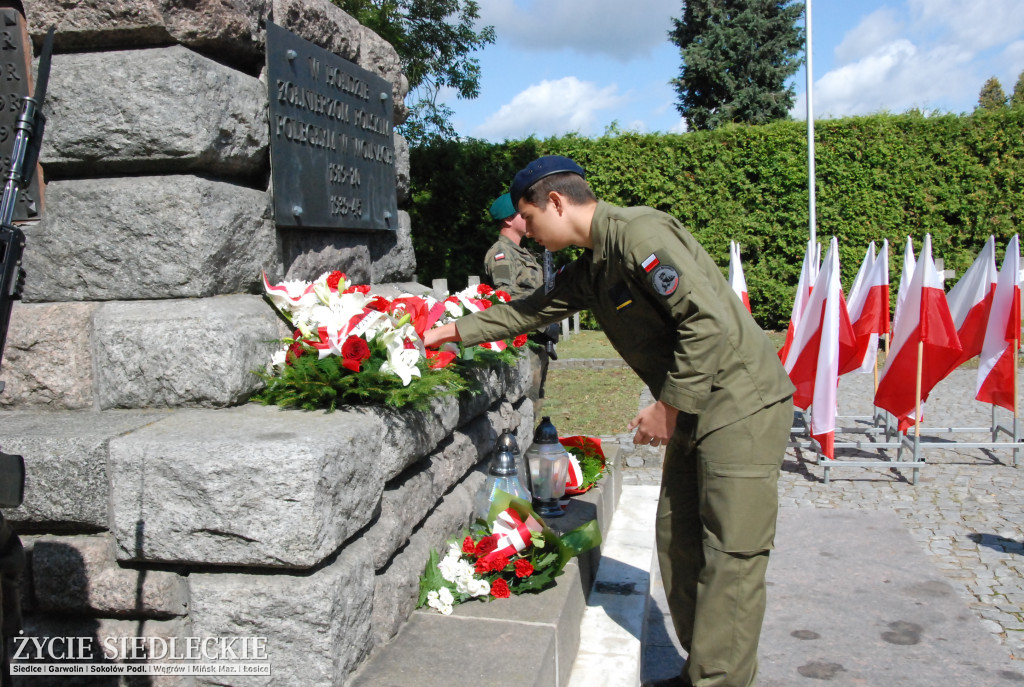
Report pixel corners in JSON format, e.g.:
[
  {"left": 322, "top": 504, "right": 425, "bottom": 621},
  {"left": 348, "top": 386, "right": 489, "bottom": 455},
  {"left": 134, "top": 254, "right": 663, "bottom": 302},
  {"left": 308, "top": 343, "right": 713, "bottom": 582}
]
[
  {"left": 266, "top": 22, "right": 397, "bottom": 231},
  {"left": 0, "top": 8, "right": 43, "bottom": 222}
]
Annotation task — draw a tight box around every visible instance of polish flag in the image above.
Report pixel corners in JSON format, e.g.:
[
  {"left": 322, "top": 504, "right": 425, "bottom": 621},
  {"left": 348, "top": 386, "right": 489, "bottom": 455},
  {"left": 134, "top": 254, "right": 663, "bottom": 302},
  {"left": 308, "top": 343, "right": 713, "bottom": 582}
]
[
  {"left": 783, "top": 238, "right": 858, "bottom": 459},
  {"left": 845, "top": 240, "right": 891, "bottom": 374},
  {"left": 893, "top": 237, "right": 915, "bottom": 326},
  {"left": 976, "top": 235, "right": 1020, "bottom": 412},
  {"left": 945, "top": 236, "right": 997, "bottom": 372},
  {"left": 874, "top": 235, "right": 962, "bottom": 430},
  {"left": 729, "top": 241, "right": 751, "bottom": 313},
  {"left": 778, "top": 240, "right": 820, "bottom": 363}
]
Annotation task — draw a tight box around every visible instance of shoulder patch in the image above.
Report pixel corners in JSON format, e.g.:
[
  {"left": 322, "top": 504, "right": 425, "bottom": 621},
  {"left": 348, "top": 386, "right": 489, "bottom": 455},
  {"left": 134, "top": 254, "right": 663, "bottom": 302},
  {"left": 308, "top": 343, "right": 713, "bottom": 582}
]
[
  {"left": 494, "top": 252, "right": 505, "bottom": 260},
  {"left": 641, "top": 254, "right": 660, "bottom": 272},
  {"left": 650, "top": 264, "right": 679, "bottom": 296}
]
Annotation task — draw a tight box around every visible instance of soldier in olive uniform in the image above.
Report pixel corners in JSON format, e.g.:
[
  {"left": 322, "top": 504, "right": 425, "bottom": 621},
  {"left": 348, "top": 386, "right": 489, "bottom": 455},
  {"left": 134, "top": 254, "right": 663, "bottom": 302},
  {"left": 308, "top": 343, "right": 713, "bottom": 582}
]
[
  {"left": 482, "top": 193, "right": 558, "bottom": 396},
  {"left": 426, "top": 156, "right": 794, "bottom": 687},
  {"left": 483, "top": 193, "right": 544, "bottom": 298}
]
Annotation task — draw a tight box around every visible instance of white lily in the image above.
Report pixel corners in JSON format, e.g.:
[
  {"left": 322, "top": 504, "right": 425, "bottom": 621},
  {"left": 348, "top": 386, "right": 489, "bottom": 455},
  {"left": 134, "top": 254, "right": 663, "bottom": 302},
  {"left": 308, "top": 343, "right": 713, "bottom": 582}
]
[{"left": 379, "top": 347, "right": 422, "bottom": 386}]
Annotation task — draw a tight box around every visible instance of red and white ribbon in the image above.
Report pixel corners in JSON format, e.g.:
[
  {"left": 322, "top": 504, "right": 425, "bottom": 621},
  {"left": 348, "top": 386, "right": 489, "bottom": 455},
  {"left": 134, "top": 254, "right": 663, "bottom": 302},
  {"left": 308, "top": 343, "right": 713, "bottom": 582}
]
[
  {"left": 491, "top": 508, "right": 542, "bottom": 558},
  {"left": 564, "top": 452, "right": 582, "bottom": 491}
]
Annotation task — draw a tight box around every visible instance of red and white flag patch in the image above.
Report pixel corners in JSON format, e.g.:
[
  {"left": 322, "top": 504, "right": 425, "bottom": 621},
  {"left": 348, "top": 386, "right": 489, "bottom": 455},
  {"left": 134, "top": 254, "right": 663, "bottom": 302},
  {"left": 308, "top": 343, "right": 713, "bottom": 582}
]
[
  {"left": 494, "top": 252, "right": 505, "bottom": 260},
  {"left": 642, "top": 254, "right": 660, "bottom": 272}
]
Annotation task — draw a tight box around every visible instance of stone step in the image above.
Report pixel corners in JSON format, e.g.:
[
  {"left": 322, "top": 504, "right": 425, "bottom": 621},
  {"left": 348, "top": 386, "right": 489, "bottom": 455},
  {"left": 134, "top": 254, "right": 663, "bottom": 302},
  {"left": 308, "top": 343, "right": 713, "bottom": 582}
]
[
  {"left": 349, "top": 450, "right": 624, "bottom": 687},
  {"left": 568, "top": 485, "right": 660, "bottom": 687}
]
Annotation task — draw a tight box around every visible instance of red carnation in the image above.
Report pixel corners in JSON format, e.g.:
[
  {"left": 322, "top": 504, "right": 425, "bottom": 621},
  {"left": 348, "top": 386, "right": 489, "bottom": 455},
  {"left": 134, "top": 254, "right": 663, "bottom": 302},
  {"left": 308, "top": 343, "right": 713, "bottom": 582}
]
[
  {"left": 512, "top": 334, "right": 528, "bottom": 347},
  {"left": 326, "top": 271, "right": 344, "bottom": 290},
  {"left": 514, "top": 559, "right": 534, "bottom": 578},
  {"left": 477, "top": 284, "right": 493, "bottom": 296},
  {"left": 495, "top": 290, "right": 511, "bottom": 302},
  {"left": 475, "top": 558, "right": 491, "bottom": 574},
  {"left": 462, "top": 536, "right": 476, "bottom": 555},
  {"left": 477, "top": 299, "right": 492, "bottom": 310},
  {"left": 490, "top": 578, "right": 510, "bottom": 599},
  {"left": 491, "top": 555, "right": 510, "bottom": 571},
  {"left": 474, "top": 534, "right": 498, "bottom": 558}
]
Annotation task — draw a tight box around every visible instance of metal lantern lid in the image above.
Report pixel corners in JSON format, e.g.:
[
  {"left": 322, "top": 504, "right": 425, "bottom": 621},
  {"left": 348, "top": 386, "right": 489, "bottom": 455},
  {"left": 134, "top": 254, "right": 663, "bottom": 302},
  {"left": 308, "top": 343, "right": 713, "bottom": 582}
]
[
  {"left": 533, "top": 416, "right": 560, "bottom": 444},
  {"left": 488, "top": 449, "right": 519, "bottom": 477},
  {"left": 495, "top": 431, "right": 521, "bottom": 455}
]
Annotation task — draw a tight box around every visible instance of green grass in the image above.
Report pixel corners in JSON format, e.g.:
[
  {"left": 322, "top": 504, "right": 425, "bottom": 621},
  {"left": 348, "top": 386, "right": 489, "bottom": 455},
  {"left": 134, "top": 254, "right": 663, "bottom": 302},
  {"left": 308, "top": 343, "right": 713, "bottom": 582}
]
[
  {"left": 555, "top": 330, "right": 619, "bottom": 359},
  {"left": 541, "top": 366, "right": 644, "bottom": 438}
]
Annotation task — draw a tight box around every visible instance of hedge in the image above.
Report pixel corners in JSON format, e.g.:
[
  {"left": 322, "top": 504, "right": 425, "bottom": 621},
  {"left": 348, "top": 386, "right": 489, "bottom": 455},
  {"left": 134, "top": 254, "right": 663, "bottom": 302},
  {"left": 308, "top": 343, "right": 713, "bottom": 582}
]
[{"left": 409, "top": 108, "right": 1024, "bottom": 329}]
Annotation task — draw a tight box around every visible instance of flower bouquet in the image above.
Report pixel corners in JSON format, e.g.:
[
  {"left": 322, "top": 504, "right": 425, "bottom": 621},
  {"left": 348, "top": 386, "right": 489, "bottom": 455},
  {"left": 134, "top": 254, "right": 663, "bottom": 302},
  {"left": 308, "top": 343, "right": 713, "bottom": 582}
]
[
  {"left": 253, "top": 272, "right": 528, "bottom": 410},
  {"left": 561, "top": 435, "right": 608, "bottom": 495},
  {"left": 418, "top": 490, "right": 601, "bottom": 614}
]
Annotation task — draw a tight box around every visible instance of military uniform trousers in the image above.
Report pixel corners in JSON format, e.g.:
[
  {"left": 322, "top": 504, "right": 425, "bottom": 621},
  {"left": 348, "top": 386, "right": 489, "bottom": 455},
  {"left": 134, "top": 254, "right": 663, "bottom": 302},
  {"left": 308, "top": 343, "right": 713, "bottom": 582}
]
[{"left": 656, "top": 397, "right": 791, "bottom": 687}]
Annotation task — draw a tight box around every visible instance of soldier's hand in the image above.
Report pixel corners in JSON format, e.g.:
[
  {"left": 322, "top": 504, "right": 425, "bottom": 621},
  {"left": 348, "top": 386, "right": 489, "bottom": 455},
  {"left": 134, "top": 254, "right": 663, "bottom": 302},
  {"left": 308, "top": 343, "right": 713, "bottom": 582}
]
[{"left": 628, "top": 401, "right": 679, "bottom": 447}]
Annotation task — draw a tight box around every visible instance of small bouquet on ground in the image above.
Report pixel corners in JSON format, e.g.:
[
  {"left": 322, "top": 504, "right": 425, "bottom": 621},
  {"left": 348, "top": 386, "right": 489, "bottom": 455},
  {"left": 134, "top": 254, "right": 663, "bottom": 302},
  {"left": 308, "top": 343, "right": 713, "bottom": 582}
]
[
  {"left": 418, "top": 491, "right": 601, "bottom": 614},
  {"left": 561, "top": 435, "right": 608, "bottom": 495},
  {"left": 254, "top": 272, "right": 528, "bottom": 410}
]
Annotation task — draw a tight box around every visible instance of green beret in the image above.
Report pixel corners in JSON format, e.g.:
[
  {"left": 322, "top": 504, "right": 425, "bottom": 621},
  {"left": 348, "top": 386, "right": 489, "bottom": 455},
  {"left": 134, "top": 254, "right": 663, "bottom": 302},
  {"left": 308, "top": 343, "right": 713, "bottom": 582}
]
[{"left": 488, "top": 193, "right": 517, "bottom": 221}]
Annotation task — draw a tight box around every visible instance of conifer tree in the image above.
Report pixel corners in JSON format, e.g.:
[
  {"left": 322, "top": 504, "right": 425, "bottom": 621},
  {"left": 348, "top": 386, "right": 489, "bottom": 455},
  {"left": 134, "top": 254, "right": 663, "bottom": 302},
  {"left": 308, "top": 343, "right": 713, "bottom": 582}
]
[
  {"left": 1011, "top": 71, "right": 1024, "bottom": 109},
  {"left": 977, "top": 76, "right": 1008, "bottom": 111},
  {"left": 670, "top": 0, "right": 804, "bottom": 130}
]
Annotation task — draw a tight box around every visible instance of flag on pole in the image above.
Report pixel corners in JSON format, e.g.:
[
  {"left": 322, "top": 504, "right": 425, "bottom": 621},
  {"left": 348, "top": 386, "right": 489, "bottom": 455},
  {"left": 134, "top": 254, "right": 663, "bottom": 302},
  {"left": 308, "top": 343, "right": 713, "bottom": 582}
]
[
  {"left": 894, "top": 236, "right": 915, "bottom": 325},
  {"left": 783, "top": 238, "right": 857, "bottom": 459},
  {"left": 845, "top": 240, "right": 891, "bottom": 374},
  {"left": 945, "top": 236, "right": 997, "bottom": 372},
  {"left": 779, "top": 239, "right": 820, "bottom": 363},
  {"left": 729, "top": 241, "right": 751, "bottom": 313},
  {"left": 976, "top": 235, "right": 1020, "bottom": 411},
  {"left": 874, "top": 235, "right": 962, "bottom": 429}
]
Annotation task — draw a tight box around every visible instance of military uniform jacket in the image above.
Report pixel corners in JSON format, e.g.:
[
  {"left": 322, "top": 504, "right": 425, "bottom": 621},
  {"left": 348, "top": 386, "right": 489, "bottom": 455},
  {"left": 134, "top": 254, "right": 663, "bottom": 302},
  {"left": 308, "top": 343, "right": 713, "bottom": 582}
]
[
  {"left": 458, "top": 201, "right": 794, "bottom": 438},
  {"left": 483, "top": 234, "right": 544, "bottom": 299}
]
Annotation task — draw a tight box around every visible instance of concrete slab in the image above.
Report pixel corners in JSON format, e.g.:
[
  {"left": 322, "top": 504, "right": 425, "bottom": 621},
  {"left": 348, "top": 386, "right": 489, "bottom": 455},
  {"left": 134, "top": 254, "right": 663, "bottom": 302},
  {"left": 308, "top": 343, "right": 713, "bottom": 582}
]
[
  {"left": 759, "top": 508, "right": 1024, "bottom": 686},
  {"left": 349, "top": 612, "right": 557, "bottom": 687}
]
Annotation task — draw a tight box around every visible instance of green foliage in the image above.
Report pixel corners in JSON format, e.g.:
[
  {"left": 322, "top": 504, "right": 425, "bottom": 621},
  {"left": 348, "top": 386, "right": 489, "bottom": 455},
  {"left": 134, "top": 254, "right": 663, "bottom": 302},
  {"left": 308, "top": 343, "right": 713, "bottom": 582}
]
[
  {"left": 252, "top": 347, "right": 469, "bottom": 411},
  {"left": 332, "top": 0, "right": 495, "bottom": 144},
  {"left": 978, "top": 76, "right": 1008, "bottom": 111},
  {"left": 409, "top": 137, "right": 542, "bottom": 287},
  {"left": 409, "top": 109, "right": 1024, "bottom": 330},
  {"left": 669, "top": 0, "right": 805, "bottom": 130},
  {"left": 1012, "top": 71, "right": 1024, "bottom": 109}
]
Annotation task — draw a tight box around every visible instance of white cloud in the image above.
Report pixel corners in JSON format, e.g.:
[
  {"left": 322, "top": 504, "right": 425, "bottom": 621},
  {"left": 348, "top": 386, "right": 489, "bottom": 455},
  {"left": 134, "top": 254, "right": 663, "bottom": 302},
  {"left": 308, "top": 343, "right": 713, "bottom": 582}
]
[
  {"left": 473, "top": 77, "right": 628, "bottom": 140},
  {"left": 479, "top": 0, "right": 678, "bottom": 61},
  {"left": 795, "top": 39, "right": 975, "bottom": 118},
  {"left": 834, "top": 8, "right": 904, "bottom": 65},
  {"left": 909, "top": 0, "right": 1024, "bottom": 52},
  {"left": 797, "top": 0, "right": 1024, "bottom": 118}
]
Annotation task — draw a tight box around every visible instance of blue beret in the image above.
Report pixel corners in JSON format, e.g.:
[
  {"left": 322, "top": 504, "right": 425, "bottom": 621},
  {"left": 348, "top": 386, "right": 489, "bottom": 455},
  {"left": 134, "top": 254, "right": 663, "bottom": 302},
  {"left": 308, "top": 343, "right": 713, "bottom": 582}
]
[
  {"left": 488, "top": 193, "right": 516, "bottom": 221},
  {"left": 509, "top": 155, "right": 586, "bottom": 208}
]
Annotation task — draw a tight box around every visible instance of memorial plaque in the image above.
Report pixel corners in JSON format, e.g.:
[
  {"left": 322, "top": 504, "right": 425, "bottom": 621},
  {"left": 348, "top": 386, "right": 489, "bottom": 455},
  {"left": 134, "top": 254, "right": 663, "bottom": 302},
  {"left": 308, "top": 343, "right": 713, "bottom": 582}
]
[
  {"left": 266, "top": 22, "right": 397, "bottom": 231},
  {"left": 0, "top": 8, "right": 43, "bottom": 222}
]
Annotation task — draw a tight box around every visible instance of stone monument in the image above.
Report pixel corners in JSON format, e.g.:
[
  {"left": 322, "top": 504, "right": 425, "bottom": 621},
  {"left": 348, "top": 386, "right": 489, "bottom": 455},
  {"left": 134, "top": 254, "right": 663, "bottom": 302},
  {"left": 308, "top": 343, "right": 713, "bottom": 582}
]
[{"left": 0, "top": 1, "right": 535, "bottom": 684}]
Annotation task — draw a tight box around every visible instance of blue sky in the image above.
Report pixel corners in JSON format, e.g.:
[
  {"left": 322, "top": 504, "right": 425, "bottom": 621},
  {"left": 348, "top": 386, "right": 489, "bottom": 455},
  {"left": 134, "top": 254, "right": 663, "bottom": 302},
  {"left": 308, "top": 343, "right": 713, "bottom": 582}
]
[{"left": 438, "top": 0, "right": 1024, "bottom": 142}]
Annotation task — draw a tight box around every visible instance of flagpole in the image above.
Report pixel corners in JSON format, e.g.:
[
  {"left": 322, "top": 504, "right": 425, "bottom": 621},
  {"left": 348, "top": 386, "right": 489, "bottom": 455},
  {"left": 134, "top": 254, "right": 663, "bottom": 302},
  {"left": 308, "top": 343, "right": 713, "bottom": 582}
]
[
  {"left": 914, "top": 340, "right": 924, "bottom": 441},
  {"left": 805, "top": 0, "right": 816, "bottom": 248}
]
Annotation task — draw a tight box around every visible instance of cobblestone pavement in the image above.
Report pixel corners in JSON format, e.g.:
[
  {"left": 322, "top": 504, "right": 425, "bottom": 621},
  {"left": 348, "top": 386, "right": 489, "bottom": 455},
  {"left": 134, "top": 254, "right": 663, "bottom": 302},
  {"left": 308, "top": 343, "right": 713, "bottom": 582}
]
[{"left": 617, "top": 368, "right": 1024, "bottom": 663}]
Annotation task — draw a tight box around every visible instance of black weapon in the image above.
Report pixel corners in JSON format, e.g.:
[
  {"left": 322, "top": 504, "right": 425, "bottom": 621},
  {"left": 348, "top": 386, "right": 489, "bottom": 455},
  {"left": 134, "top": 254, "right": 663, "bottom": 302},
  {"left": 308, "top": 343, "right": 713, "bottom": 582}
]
[{"left": 0, "top": 26, "right": 54, "bottom": 509}]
